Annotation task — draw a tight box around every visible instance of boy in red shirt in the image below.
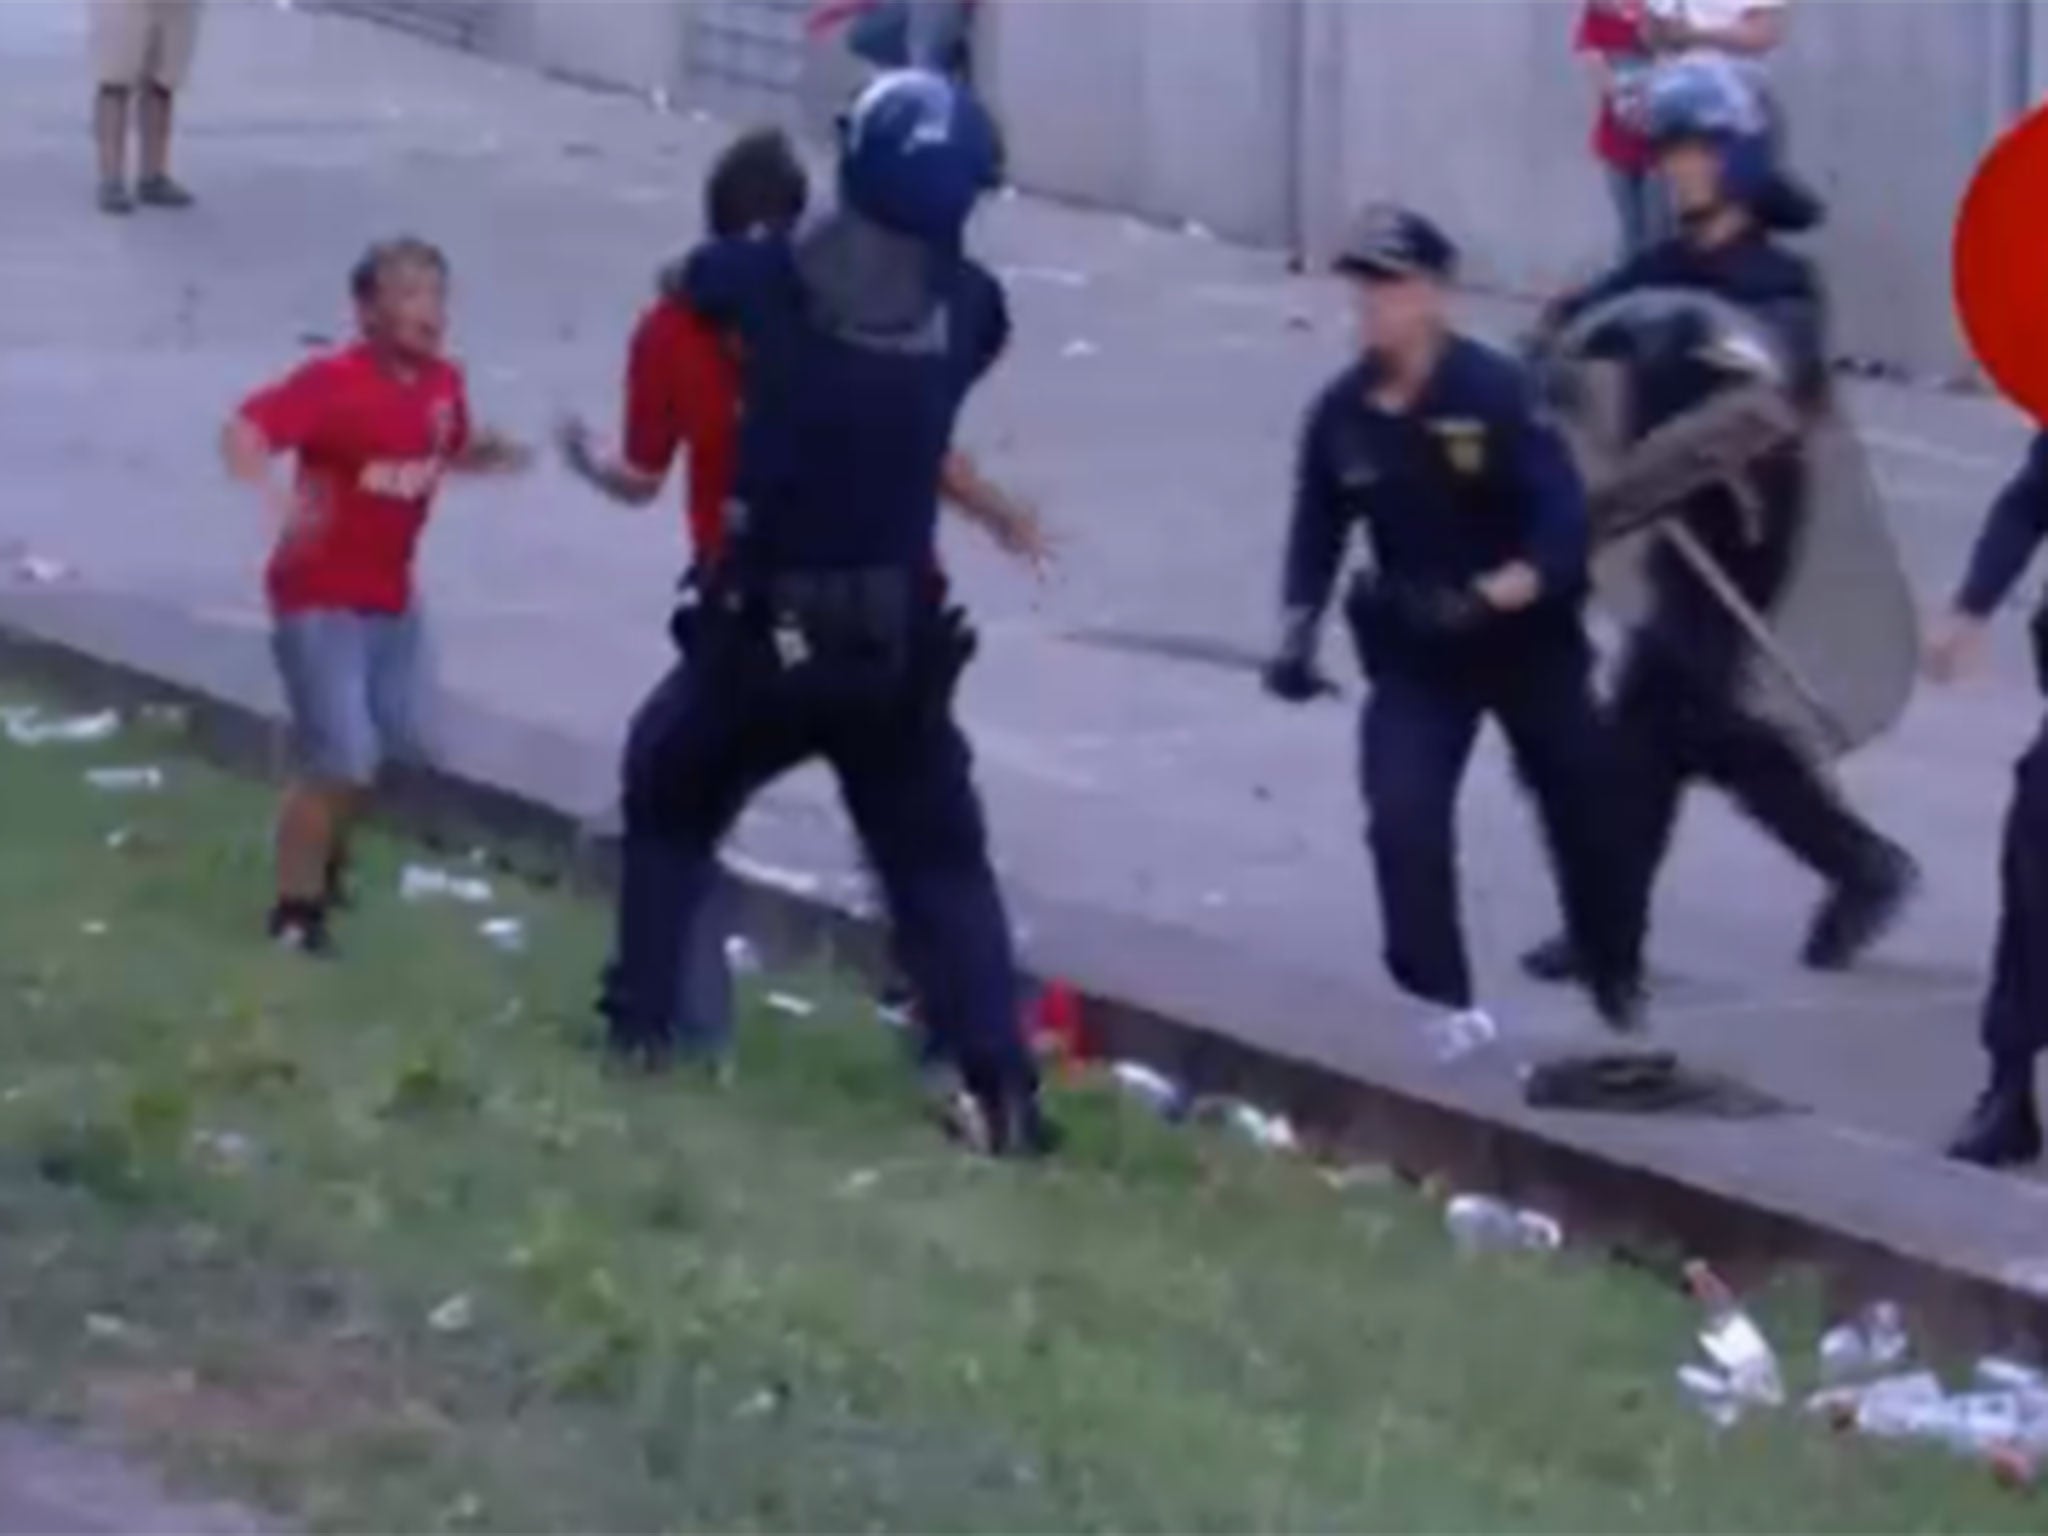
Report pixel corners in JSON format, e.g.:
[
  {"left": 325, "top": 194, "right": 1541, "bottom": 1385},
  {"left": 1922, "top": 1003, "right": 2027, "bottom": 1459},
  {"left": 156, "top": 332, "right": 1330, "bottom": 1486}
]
[
  {"left": 1578, "top": 0, "right": 1666, "bottom": 262},
  {"left": 222, "top": 238, "right": 531, "bottom": 954}
]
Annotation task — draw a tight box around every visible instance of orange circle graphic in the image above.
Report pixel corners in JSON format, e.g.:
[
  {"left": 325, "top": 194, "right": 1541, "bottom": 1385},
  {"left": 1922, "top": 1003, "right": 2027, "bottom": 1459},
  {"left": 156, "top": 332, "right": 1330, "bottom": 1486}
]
[{"left": 1955, "top": 102, "right": 2048, "bottom": 424}]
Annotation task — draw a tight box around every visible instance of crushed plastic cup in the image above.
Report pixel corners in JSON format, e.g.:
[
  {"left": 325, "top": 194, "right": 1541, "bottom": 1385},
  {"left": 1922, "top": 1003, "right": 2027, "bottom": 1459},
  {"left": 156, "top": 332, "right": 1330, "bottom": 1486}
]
[
  {"left": 428, "top": 1293, "right": 475, "bottom": 1334},
  {"left": 7, "top": 709, "right": 120, "bottom": 746},
  {"left": 766, "top": 991, "right": 815, "bottom": 1019},
  {"left": 84, "top": 766, "right": 164, "bottom": 793},
  {"left": 1677, "top": 1362, "right": 1748, "bottom": 1429},
  {"left": 1109, "top": 1060, "right": 1185, "bottom": 1118},
  {"left": 1818, "top": 1299, "right": 1911, "bottom": 1384},
  {"left": 1444, "top": 1194, "right": 1563, "bottom": 1256},
  {"left": 1060, "top": 338, "right": 1100, "bottom": 360},
  {"left": 13, "top": 555, "right": 75, "bottom": 585},
  {"left": 1424, "top": 1008, "right": 1498, "bottom": 1063},
  {"left": 477, "top": 917, "right": 527, "bottom": 954},
  {"left": 1686, "top": 1261, "right": 1783, "bottom": 1407},
  {"left": 1193, "top": 1098, "right": 1298, "bottom": 1153},
  {"left": 400, "top": 864, "right": 494, "bottom": 905}
]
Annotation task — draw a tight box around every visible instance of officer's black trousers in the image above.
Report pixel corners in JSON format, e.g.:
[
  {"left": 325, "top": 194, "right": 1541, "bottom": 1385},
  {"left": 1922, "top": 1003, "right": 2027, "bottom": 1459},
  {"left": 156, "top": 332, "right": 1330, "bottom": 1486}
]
[
  {"left": 1359, "top": 642, "right": 1636, "bottom": 1011},
  {"left": 1605, "top": 637, "right": 1891, "bottom": 947},
  {"left": 605, "top": 626, "right": 1035, "bottom": 1100},
  {"left": 1981, "top": 716, "right": 2048, "bottom": 1065}
]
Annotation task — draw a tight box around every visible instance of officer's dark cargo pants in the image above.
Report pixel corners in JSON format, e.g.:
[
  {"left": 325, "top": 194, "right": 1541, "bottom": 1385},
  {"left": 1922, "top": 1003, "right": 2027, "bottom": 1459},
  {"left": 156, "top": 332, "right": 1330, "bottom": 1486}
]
[
  {"left": 1982, "top": 717, "right": 2048, "bottom": 1066},
  {"left": 605, "top": 610, "right": 1035, "bottom": 1101},
  {"left": 1606, "top": 630, "right": 1893, "bottom": 942},
  {"left": 1361, "top": 637, "right": 1635, "bottom": 1011}
]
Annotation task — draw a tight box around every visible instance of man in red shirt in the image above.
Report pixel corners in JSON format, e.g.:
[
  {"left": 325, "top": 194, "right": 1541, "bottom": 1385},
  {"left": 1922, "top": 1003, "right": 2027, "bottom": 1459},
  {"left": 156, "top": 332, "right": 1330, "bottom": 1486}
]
[
  {"left": 1578, "top": 0, "right": 1666, "bottom": 262},
  {"left": 222, "top": 238, "right": 531, "bottom": 954}
]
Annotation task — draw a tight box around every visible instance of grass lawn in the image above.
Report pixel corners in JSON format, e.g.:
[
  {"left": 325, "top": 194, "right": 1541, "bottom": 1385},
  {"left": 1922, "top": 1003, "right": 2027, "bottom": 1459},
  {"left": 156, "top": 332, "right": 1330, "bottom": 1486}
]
[{"left": 0, "top": 677, "right": 2036, "bottom": 1533}]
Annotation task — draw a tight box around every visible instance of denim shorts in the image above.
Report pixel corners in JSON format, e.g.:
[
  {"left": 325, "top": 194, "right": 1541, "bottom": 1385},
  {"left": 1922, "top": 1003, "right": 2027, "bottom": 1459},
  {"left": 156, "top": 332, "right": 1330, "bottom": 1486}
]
[{"left": 271, "top": 608, "right": 426, "bottom": 786}]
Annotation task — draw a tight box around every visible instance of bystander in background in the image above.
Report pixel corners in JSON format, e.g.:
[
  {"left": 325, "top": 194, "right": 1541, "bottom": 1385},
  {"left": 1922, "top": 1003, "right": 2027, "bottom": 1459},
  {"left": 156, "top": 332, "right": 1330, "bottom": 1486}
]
[
  {"left": 90, "top": 0, "right": 204, "bottom": 214},
  {"left": 1577, "top": 0, "right": 1663, "bottom": 262}
]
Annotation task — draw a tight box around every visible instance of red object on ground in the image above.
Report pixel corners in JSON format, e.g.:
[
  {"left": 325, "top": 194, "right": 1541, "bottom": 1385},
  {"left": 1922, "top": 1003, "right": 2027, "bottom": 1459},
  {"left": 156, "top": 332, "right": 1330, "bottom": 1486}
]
[{"left": 1029, "top": 979, "right": 1091, "bottom": 1068}]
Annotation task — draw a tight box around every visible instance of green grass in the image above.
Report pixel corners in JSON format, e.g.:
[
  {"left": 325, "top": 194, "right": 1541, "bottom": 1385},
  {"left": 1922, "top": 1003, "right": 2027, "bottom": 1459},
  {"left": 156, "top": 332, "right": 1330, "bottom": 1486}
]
[{"left": 0, "top": 680, "right": 2036, "bottom": 1532}]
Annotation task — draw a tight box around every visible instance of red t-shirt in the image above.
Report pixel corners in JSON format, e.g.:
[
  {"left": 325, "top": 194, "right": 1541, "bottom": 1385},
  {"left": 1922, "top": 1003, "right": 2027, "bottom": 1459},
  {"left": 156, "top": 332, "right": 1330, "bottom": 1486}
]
[
  {"left": 240, "top": 343, "right": 470, "bottom": 614},
  {"left": 622, "top": 297, "right": 738, "bottom": 566},
  {"left": 1578, "top": 1, "right": 1654, "bottom": 173}
]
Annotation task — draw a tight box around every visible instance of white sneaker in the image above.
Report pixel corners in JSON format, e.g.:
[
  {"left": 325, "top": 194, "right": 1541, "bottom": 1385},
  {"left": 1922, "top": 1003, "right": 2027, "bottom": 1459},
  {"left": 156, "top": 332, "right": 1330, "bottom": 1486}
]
[{"left": 1424, "top": 1008, "right": 1499, "bottom": 1063}]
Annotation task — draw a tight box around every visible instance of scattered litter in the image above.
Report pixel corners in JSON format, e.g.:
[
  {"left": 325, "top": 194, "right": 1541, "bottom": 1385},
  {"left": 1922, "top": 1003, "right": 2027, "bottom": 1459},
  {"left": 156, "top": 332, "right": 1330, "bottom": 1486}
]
[
  {"left": 1683, "top": 1261, "right": 1784, "bottom": 1412},
  {"left": 1677, "top": 1362, "right": 1747, "bottom": 1428},
  {"left": 81, "top": 921, "right": 108, "bottom": 937},
  {"left": 1977, "top": 1357, "right": 2048, "bottom": 1396},
  {"left": 1060, "top": 338, "right": 1099, "bottom": 360},
  {"left": 105, "top": 828, "right": 135, "bottom": 850},
  {"left": 1191, "top": 1096, "right": 1299, "bottom": 1153},
  {"left": 648, "top": 86, "right": 672, "bottom": 113},
  {"left": 138, "top": 702, "right": 191, "bottom": 731},
  {"left": 84, "top": 1312, "right": 132, "bottom": 1342},
  {"left": 735, "top": 1382, "right": 790, "bottom": 1420},
  {"left": 477, "top": 916, "right": 527, "bottom": 954},
  {"left": 1109, "top": 1060, "right": 1186, "bottom": 1118},
  {"left": 400, "top": 864, "right": 494, "bottom": 905},
  {"left": 1318, "top": 1162, "right": 1396, "bottom": 1191},
  {"left": 1817, "top": 1300, "right": 1911, "bottom": 1384},
  {"left": 766, "top": 991, "right": 816, "bottom": 1019},
  {"left": 1443, "top": 1193, "right": 1563, "bottom": 1256},
  {"left": 192, "top": 1128, "right": 256, "bottom": 1166},
  {"left": 724, "top": 935, "right": 761, "bottom": 975},
  {"left": 7, "top": 709, "right": 120, "bottom": 746},
  {"left": 428, "top": 1293, "right": 475, "bottom": 1334},
  {"left": 839, "top": 1168, "right": 881, "bottom": 1197},
  {"left": 1181, "top": 219, "right": 1216, "bottom": 241},
  {"left": 84, "top": 765, "right": 164, "bottom": 793},
  {"left": 1424, "top": 1008, "right": 1497, "bottom": 1063},
  {"left": 721, "top": 851, "right": 824, "bottom": 898}
]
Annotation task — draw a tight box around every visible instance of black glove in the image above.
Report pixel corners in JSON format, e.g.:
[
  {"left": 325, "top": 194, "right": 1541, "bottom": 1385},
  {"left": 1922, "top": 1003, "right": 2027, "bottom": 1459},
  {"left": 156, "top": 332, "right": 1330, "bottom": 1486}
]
[{"left": 1263, "top": 608, "right": 1332, "bottom": 703}]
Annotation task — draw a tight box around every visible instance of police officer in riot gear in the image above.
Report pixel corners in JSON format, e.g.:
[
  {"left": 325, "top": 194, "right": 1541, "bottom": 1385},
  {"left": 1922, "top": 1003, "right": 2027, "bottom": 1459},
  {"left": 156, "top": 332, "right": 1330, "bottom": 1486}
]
[
  {"left": 1520, "top": 56, "right": 1916, "bottom": 989},
  {"left": 1265, "top": 204, "right": 1644, "bottom": 1039},
  {"left": 602, "top": 69, "right": 1054, "bottom": 1157},
  {"left": 1928, "top": 436, "right": 2048, "bottom": 1167}
]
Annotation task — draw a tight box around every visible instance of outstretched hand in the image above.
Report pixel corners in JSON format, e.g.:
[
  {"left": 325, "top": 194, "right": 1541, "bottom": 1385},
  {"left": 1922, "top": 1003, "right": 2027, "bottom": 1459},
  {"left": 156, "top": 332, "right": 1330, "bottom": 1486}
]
[{"left": 1924, "top": 612, "right": 1988, "bottom": 685}]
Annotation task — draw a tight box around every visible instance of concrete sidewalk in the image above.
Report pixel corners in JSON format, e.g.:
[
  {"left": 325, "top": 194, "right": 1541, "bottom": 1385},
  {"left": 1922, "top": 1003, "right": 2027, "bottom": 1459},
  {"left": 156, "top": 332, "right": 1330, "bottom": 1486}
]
[{"left": 2, "top": 0, "right": 2044, "bottom": 1177}]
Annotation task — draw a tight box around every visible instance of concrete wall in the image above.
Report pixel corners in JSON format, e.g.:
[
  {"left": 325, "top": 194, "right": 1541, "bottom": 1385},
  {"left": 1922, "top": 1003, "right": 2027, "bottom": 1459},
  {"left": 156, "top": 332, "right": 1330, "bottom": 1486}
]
[
  {"left": 984, "top": 0, "right": 1297, "bottom": 246},
  {"left": 354, "top": 0, "right": 2035, "bottom": 374}
]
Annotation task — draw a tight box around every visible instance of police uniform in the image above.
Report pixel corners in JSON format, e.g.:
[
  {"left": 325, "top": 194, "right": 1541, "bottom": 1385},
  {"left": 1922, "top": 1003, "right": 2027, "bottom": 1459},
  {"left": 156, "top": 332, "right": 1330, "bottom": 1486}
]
[
  {"left": 1523, "top": 59, "right": 1913, "bottom": 986},
  {"left": 1947, "top": 433, "right": 2048, "bottom": 1167},
  {"left": 1268, "top": 206, "right": 1641, "bottom": 1028},
  {"left": 602, "top": 72, "right": 1049, "bottom": 1155}
]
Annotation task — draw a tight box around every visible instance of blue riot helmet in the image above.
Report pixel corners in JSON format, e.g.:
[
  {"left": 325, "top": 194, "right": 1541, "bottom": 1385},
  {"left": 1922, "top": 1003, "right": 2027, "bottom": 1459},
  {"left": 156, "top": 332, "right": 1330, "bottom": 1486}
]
[
  {"left": 1643, "top": 55, "right": 1775, "bottom": 209},
  {"left": 837, "top": 69, "right": 1002, "bottom": 248}
]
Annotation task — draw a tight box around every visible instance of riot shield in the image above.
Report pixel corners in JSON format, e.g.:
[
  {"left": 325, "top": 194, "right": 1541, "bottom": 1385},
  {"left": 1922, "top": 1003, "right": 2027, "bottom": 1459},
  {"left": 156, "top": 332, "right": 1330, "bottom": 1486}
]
[{"left": 1533, "top": 287, "right": 1918, "bottom": 759}]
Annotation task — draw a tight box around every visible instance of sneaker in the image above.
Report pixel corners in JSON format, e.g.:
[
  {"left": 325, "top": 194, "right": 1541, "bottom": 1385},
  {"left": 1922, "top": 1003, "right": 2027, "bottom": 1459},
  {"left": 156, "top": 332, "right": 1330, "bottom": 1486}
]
[
  {"left": 266, "top": 899, "right": 332, "bottom": 956},
  {"left": 135, "top": 174, "right": 194, "bottom": 209},
  {"left": 1803, "top": 845, "right": 1920, "bottom": 972},
  {"left": 1519, "top": 934, "right": 1581, "bottom": 985},
  {"left": 602, "top": 1029, "right": 676, "bottom": 1078},
  {"left": 97, "top": 180, "right": 134, "bottom": 216},
  {"left": 1947, "top": 1083, "right": 2044, "bottom": 1169},
  {"left": 944, "top": 1080, "right": 1060, "bottom": 1159}
]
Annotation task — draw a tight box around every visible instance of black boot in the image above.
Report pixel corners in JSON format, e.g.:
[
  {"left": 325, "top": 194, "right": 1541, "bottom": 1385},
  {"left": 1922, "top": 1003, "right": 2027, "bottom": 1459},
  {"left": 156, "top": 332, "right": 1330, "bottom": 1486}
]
[
  {"left": 1520, "top": 934, "right": 1581, "bottom": 985},
  {"left": 1592, "top": 972, "right": 1648, "bottom": 1035},
  {"left": 1804, "top": 844, "right": 1920, "bottom": 972},
  {"left": 945, "top": 1076, "right": 1060, "bottom": 1160},
  {"left": 1947, "top": 1071, "right": 2043, "bottom": 1169}
]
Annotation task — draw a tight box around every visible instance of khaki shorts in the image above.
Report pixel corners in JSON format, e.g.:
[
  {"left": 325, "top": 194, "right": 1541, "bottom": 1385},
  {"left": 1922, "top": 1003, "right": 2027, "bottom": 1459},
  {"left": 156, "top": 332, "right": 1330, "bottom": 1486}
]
[{"left": 91, "top": 0, "right": 203, "bottom": 91}]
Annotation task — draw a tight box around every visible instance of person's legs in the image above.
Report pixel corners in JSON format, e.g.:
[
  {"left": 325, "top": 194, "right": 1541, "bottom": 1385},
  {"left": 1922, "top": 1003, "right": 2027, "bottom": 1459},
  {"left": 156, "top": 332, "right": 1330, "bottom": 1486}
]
[
  {"left": 134, "top": 1, "right": 200, "bottom": 204},
  {"left": 1950, "top": 720, "right": 2048, "bottom": 1167},
  {"left": 1606, "top": 165, "right": 1649, "bottom": 263},
  {"left": 270, "top": 612, "right": 384, "bottom": 951},
  {"left": 1359, "top": 672, "right": 1486, "bottom": 1011},
  {"left": 92, "top": 87, "right": 133, "bottom": 210},
  {"left": 88, "top": 0, "right": 149, "bottom": 210},
  {"left": 1494, "top": 643, "right": 1645, "bottom": 1028},
  {"left": 832, "top": 695, "right": 1047, "bottom": 1153}
]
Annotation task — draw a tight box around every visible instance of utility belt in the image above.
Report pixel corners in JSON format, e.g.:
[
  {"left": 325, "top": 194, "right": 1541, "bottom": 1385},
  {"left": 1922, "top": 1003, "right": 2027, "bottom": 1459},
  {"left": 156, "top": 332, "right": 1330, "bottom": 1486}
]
[
  {"left": 699, "top": 563, "right": 975, "bottom": 709},
  {"left": 1342, "top": 569, "right": 1579, "bottom": 679}
]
